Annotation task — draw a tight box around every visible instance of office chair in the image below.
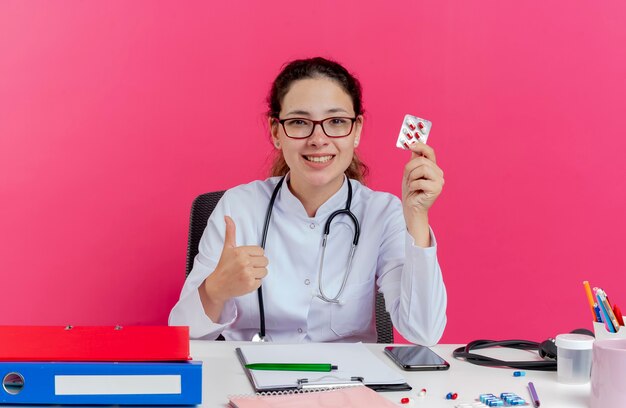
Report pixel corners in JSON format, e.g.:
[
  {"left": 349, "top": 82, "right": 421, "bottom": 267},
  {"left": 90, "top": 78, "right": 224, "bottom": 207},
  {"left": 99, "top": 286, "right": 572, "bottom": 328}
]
[{"left": 186, "top": 191, "right": 395, "bottom": 343}]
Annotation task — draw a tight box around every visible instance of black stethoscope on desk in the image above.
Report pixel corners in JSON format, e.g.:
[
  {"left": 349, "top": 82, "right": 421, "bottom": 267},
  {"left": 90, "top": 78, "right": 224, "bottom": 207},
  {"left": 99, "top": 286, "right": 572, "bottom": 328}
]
[{"left": 252, "top": 175, "right": 361, "bottom": 342}]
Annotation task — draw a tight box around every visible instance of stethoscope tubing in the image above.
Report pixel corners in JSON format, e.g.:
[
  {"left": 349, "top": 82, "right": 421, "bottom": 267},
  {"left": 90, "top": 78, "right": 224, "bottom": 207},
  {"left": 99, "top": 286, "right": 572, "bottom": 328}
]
[
  {"left": 255, "top": 176, "right": 360, "bottom": 341},
  {"left": 256, "top": 176, "right": 285, "bottom": 341}
]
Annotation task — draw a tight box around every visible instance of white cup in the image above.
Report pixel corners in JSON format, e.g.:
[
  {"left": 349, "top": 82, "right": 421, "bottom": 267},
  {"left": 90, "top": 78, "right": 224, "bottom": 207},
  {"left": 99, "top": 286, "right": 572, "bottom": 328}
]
[
  {"left": 555, "top": 333, "right": 594, "bottom": 384},
  {"left": 591, "top": 339, "right": 626, "bottom": 408}
]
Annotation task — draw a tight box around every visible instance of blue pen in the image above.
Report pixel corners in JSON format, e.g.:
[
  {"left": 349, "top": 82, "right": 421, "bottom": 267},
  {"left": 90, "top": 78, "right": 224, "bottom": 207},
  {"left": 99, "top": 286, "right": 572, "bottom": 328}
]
[
  {"left": 594, "top": 304, "right": 603, "bottom": 323},
  {"left": 596, "top": 292, "right": 616, "bottom": 333},
  {"left": 598, "top": 289, "right": 621, "bottom": 332}
]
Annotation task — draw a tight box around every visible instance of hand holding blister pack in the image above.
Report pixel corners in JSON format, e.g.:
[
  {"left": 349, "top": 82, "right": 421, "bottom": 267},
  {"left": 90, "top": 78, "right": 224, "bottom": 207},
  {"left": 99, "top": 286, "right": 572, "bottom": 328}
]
[{"left": 396, "top": 114, "right": 431, "bottom": 150}]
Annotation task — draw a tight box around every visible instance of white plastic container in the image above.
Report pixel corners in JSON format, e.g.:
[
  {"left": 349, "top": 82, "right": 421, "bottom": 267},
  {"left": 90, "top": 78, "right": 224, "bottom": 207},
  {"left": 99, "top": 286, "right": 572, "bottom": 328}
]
[{"left": 555, "top": 333, "right": 594, "bottom": 384}]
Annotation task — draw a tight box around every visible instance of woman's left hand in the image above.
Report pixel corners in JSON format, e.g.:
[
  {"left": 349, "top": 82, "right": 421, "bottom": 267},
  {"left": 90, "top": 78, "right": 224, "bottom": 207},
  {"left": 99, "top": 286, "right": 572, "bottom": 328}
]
[{"left": 402, "top": 142, "right": 445, "bottom": 215}]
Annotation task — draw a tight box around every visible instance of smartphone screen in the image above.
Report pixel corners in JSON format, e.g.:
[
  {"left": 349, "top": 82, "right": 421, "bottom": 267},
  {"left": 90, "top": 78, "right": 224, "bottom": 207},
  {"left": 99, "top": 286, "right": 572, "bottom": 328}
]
[{"left": 384, "top": 345, "right": 450, "bottom": 371}]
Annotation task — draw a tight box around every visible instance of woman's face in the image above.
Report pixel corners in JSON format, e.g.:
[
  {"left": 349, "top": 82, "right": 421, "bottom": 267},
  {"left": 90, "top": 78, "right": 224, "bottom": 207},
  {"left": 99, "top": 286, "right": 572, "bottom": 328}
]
[{"left": 270, "top": 76, "right": 363, "bottom": 193}]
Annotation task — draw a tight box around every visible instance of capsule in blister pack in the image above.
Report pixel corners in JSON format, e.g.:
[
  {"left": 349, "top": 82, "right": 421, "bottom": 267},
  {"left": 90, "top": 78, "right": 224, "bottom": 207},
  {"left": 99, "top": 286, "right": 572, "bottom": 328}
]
[
  {"left": 396, "top": 114, "right": 432, "bottom": 150},
  {"left": 500, "top": 393, "right": 527, "bottom": 406},
  {"left": 478, "top": 393, "right": 527, "bottom": 407}
]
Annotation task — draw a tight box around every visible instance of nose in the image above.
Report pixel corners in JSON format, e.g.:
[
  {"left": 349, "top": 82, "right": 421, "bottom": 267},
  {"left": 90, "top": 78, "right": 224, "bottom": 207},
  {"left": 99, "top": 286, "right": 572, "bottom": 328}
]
[{"left": 307, "top": 123, "right": 329, "bottom": 146}]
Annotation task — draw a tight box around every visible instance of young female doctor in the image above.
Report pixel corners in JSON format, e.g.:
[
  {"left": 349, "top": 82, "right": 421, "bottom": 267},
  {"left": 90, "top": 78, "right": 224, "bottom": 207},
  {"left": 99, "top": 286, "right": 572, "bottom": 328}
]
[{"left": 169, "top": 57, "right": 446, "bottom": 345}]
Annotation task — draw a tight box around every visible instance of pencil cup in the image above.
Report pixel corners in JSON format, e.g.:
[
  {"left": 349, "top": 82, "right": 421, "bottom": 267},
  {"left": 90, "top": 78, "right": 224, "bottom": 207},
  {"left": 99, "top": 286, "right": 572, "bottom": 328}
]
[
  {"left": 591, "top": 339, "right": 626, "bottom": 408},
  {"left": 593, "top": 319, "right": 626, "bottom": 340},
  {"left": 555, "top": 333, "right": 594, "bottom": 384}
]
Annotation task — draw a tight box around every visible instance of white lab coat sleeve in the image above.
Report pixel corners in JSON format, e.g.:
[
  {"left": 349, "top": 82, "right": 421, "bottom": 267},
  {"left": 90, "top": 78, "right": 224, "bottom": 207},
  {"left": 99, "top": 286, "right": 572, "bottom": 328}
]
[
  {"left": 168, "top": 191, "right": 238, "bottom": 339},
  {"left": 376, "top": 198, "right": 447, "bottom": 346}
]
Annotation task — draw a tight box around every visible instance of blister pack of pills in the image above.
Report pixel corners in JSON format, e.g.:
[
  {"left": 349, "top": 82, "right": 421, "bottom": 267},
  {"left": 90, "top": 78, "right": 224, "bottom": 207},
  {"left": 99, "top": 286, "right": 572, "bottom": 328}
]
[
  {"left": 396, "top": 114, "right": 432, "bottom": 150},
  {"left": 478, "top": 393, "right": 528, "bottom": 406}
]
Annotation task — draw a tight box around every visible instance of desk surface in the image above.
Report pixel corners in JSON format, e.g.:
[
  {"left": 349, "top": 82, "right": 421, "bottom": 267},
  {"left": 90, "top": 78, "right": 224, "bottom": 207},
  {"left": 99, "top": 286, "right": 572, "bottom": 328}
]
[{"left": 191, "top": 340, "right": 590, "bottom": 407}]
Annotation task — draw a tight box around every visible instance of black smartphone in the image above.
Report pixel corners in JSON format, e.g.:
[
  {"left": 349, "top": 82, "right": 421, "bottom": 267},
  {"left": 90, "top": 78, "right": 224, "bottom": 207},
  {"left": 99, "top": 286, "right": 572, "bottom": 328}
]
[{"left": 384, "top": 345, "right": 450, "bottom": 371}]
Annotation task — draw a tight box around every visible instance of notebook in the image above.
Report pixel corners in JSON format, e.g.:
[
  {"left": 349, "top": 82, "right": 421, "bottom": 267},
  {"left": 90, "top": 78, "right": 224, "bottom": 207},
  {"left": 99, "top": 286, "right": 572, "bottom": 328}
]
[
  {"left": 229, "top": 385, "right": 399, "bottom": 408},
  {"left": 235, "top": 343, "right": 410, "bottom": 392}
]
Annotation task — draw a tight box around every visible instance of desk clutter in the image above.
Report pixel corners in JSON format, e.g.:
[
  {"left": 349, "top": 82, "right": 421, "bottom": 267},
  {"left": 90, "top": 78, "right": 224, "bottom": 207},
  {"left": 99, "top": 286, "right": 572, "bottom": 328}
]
[
  {"left": 399, "top": 390, "right": 531, "bottom": 407},
  {"left": 2, "top": 278, "right": 623, "bottom": 407},
  {"left": 236, "top": 342, "right": 411, "bottom": 392},
  {"left": 0, "top": 325, "right": 202, "bottom": 405}
]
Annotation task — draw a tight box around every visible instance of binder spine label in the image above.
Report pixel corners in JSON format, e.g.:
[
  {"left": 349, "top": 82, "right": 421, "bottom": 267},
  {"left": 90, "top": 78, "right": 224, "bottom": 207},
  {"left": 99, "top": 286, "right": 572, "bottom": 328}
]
[{"left": 55, "top": 375, "right": 182, "bottom": 395}]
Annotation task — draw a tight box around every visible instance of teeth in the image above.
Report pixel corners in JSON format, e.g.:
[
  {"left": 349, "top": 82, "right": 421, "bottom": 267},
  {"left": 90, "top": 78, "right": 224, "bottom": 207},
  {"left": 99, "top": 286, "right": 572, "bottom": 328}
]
[{"left": 306, "top": 155, "right": 333, "bottom": 163}]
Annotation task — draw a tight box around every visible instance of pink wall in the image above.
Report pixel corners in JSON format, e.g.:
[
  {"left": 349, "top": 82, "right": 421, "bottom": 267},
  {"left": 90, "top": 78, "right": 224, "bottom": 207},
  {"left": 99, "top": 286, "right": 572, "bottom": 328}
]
[{"left": 1, "top": 0, "right": 625, "bottom": 343}]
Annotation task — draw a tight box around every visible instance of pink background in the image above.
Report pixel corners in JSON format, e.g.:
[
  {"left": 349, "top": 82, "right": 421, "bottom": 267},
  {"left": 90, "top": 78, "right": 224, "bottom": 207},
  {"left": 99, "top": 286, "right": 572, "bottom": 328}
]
[{"left": 1, "top": 1, "right": 625, "bottom": 343}]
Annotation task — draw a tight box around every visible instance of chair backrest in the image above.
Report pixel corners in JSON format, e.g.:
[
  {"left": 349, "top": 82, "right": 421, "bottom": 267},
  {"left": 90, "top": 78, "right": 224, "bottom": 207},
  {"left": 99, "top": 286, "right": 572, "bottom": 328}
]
[
  {"left": 186, "top": 191, "right": 226, "bottom": 278},
  {"left": 186, "top": 191, "right": 394, "bottom": 343}
]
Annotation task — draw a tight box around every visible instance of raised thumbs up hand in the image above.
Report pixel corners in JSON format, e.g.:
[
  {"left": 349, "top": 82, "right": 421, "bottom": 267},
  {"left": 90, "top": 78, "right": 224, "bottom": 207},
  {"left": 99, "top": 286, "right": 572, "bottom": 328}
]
[
  {"left": 223, "top": 215, "right": 238, "bottom": 249},
  {"left": 202, "top": 216, "right": 269, "bottom": 305}
]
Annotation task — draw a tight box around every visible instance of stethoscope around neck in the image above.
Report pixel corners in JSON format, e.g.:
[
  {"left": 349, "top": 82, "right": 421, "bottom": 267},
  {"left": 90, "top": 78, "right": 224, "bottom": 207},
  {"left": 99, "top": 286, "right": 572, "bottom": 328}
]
[{"left": 252, "top": 175, "right": 361, "bottom": 342}]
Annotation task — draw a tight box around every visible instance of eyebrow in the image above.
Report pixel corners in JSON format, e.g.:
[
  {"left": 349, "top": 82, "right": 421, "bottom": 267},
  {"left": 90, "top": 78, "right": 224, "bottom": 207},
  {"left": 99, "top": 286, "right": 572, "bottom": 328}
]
[{"left": 283, "top": 108, "right": 352, "bottom": 117}]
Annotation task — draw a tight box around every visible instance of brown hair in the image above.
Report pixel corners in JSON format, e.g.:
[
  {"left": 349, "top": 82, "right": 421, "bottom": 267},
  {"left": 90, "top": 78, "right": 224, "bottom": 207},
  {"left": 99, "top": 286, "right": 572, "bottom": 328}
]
[{"left": 267, "top": 57, "right": 368, "bottom": 182}]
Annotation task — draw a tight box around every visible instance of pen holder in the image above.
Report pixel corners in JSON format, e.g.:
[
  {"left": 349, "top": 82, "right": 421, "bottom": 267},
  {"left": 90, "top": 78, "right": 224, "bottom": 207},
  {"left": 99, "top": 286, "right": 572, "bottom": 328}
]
[{"left": 593, "top": 318, "right": 626, "bottom": 340}]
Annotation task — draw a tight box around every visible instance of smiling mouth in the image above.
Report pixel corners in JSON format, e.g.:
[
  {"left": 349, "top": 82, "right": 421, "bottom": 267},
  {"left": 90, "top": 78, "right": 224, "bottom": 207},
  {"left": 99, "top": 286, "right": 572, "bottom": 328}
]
[{"left": 304, "top": 155, "right": 334, "bottom": 163}]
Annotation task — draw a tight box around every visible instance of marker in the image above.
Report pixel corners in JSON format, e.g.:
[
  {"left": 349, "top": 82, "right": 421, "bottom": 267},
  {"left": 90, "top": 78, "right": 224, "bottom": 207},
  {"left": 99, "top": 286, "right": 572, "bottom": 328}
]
[
  {"left": 245, "top": 363, "right": 338, "bottom": 372},
  {"left": 613, "top": 304, "right": 625, "bottom": 326},
  {"left": 583, "top": 281, "right": 597, "bottom": 321},
  {"left": 528, "top": 382, "right": 540, "bottom": 407}
]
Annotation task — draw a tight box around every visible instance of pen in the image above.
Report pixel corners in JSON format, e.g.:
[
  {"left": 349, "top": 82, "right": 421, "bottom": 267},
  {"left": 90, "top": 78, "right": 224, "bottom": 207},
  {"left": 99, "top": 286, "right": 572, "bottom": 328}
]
[
  {"left": 594, "top": 304, "right": 603, "bottom": 323},
  {"left": 245, "top": 363, "right": 338, "bottom": 372},
  {"left": 583, "top": 281, "right": 597, "bottom": 322},
  {"left": 597, "top": 290, "right": 620, "bottom": 333},
  {"left": 528, "top": 382, "right": 540, "bottom": 407},
  {"left": 596, "top": 292, "right": 616, "bottom": 333},
  {"left": 601, "top": 290, "right": 621, "bottom": 332}
]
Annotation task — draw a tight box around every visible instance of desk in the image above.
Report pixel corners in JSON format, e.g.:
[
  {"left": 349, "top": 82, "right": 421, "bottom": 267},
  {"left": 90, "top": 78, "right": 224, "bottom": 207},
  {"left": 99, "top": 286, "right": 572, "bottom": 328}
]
[{"left": 191, "top": 340, "right": 590, "bottom": 407}]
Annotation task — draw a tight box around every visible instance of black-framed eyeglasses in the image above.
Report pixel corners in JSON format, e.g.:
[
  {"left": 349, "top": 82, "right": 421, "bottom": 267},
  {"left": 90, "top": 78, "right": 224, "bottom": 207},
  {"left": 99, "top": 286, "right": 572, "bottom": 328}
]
[{"left": 275, "top": 117, "right": 357, "bottom": 139}]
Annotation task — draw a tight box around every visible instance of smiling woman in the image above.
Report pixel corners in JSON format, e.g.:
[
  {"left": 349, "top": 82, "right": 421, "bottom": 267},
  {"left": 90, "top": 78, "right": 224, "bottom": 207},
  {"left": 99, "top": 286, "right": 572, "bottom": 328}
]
[
  {"left": 267, "top": 58, "right": 367, "bottom": 186},
  {"left": 269, "top": 75, "right": 362, "bottom": 215},
  {"left": 169, "top": 57, "right": 448, "bottom": 345}
]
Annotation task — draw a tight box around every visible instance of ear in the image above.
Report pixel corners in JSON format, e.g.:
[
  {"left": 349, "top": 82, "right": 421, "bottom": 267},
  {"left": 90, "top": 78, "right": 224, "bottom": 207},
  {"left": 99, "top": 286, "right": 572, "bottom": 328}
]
[
  {"left": 268, "top": 117, "right": 281, "bottom": 149},
  {"left": 353, "top": 115, "right": 363, "bottom": 147}
]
